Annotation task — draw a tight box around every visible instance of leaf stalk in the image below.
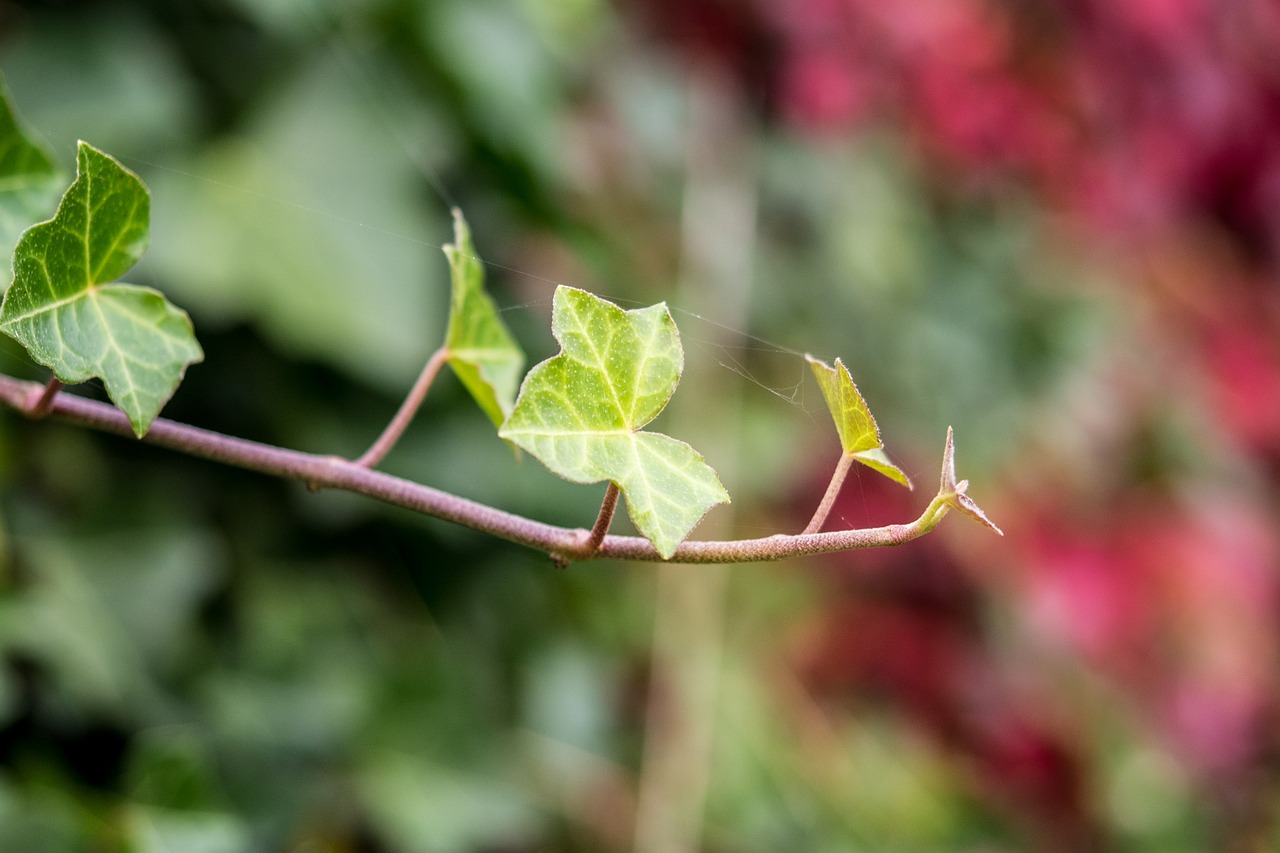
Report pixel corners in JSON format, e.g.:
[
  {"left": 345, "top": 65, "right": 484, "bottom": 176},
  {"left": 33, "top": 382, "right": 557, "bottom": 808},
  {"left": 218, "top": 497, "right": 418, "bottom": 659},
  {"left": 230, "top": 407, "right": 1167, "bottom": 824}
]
[
  {"left": 551, "top": 481, "right": 622, "bottom": 567},
  {"left": 584, "top": 480, "right": 622, "bottom": 555},
  {"left": 801, "top": 452, "right": 854, "bottom": 534},
  {"left": 27, "top": 376, "right": 62, "bottom": 418},
  {"left": 355, "top": 346, "right": 450, "bottom": 468}
]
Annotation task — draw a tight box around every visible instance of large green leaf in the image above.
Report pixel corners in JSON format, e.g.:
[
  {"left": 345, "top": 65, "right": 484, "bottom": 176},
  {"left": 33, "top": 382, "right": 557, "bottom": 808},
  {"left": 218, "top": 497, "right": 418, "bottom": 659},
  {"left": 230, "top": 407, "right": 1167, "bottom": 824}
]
[
  {"left": 0, "top": 142, "right": 202, "bottom": 436},
  {"left": 443, "top": 209, "right": 524, "bottom": 426},
  {"left": 0, "top": 75, "right": 63, "bottom": 284},
  {"left": 806, "top": 354, "right": 911, "bottom": 488},
  {"left": 500, "top": 286, "right": 729, "bottom": 558}
]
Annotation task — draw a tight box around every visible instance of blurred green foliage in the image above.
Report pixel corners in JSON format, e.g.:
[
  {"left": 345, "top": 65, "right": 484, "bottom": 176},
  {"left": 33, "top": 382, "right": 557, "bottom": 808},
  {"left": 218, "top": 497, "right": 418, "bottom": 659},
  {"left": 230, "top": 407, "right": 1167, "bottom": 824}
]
[{"left": 0, "top": 0, "right": 1231, "bottom": 850}]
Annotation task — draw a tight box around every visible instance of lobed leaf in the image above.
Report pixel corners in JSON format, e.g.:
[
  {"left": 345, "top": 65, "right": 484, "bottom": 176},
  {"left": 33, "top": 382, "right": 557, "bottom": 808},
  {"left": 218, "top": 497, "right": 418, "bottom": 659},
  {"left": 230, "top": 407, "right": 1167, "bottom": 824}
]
[
  {"left": 0, "top": 75, "right": 63, "bottom": 284},
  {"left": 806, "top": 354, "right": 911, "bottom": 488},
  {"left": 500, "top": 286, "right": 729, "bottom": 558},
  {"left": 0, "top": 142, "right": 203, "bottom": 436},
  {"left": 443, "top": 208, "right": 524, "bottom": 426}
]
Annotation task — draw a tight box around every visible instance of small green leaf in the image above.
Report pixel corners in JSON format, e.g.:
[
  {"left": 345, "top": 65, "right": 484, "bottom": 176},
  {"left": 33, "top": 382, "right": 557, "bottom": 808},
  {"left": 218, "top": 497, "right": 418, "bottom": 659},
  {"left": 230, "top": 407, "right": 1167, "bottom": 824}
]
[
  {"left": 500, "top": 286, "right": 729, "bottom": 558},
  {"left": 0, "top": 75, "right": 63, "bottom": 284},
  {"left": 806, "top": 354, "right": 911, "bottom": 489},
  {"left": 443, "top": 208, "right": 524, "bottom": 426},
  {"left": 0, "top": 141, "right": 202, "bottom": 436}
]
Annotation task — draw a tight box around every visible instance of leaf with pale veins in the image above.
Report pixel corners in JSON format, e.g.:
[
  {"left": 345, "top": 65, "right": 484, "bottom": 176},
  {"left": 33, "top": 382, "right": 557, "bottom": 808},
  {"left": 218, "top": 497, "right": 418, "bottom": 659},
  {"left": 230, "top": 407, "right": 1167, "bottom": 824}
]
[
  {"left": 0, "top": 142, "right": 202, "bottom": 436},
  {"left": 500, "top": 286, "right": 729, "bottom": 558}
]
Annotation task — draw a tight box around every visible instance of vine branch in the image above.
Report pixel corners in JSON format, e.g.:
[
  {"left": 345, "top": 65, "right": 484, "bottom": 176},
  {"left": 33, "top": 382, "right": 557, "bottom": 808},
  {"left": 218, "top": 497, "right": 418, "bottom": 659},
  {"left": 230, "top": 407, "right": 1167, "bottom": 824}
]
[{"left": 0, "top": 373, "right": 982, "bottom": 564}]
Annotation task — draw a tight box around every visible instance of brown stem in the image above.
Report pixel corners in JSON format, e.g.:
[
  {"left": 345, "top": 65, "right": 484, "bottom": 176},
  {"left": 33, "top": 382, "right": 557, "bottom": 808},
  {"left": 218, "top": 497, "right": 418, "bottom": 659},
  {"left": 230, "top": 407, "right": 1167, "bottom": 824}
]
[
  {"left": 802, "top": 452, "right": 854, "bottom": 535},
  {"left": 0, "top": 372, "right": 958, "bottom": 565},
  {"left": 549, "top": 481, "right": 622, "bottom": 566},
  {"left": 355, "top": 346, "right": 450, "bottom": 468},
  {"left": 585, "top": 481, "right": 621, "bottom": 554},
  {"left": 27, "top": 376, "right": 63, "bottom": 418}
]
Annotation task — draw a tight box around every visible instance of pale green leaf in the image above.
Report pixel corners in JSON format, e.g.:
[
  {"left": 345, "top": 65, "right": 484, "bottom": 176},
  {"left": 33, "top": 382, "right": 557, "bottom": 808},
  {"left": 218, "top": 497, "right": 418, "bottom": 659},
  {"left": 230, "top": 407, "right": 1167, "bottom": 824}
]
[
  {"left": 500, "top": 286, "right": 729, "bottom": 558},
  {"left": 443, "top": 208, "right": 524, "bottom": 426},
  {"left": 0, "top": 75, "right": 63, "bottom": 284},
  {"left": 0, "top": 142, "right": 202, "bottom": 436},
  {"left": 806, "top": 354, "right": 911, "bottom": 489}
]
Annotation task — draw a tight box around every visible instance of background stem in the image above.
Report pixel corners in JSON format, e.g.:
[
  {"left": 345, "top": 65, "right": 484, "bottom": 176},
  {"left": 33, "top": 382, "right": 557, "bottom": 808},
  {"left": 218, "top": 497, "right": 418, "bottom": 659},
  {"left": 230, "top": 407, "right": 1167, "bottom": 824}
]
[{"left": 634, "top": 68, "right": 758, "bottom": 853}]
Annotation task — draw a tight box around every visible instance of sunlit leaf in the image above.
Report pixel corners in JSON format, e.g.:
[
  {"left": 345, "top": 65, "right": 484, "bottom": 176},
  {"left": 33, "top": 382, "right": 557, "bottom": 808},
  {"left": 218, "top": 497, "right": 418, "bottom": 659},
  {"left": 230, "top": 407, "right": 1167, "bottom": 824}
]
[
  {"left": 0, "top": 75, "right": 63, "bottom": 284},
  {"left": 0, "top": 142, "right": 202, "bottom": 436},
  {"left": 806, "top": 354, "right": 911, "bottom": 488},
  {"left": 443, "top": 208, "right": 524, "bottom": 426},
  {"left": 500, "top": 286, "right": 729, "bottom": 558}
]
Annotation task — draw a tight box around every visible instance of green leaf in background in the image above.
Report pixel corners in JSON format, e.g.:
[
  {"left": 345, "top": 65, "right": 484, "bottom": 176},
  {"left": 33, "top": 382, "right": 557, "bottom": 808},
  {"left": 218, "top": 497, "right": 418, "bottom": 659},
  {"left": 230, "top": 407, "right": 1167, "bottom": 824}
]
[
  {"left": 443, "top": 208, "right": 524, "bottom": 426},
  {"left": 0, "top": 74, "right": 63, "bottom": 284},
  {"left": 0, "top": 142, "right": 203, "bottom": 436},
  {"left": 806, "top": 354, "right": 912, "bottom": 489},
  {"left": 500, "top": 286, "right": 729, "bottom": 558}
]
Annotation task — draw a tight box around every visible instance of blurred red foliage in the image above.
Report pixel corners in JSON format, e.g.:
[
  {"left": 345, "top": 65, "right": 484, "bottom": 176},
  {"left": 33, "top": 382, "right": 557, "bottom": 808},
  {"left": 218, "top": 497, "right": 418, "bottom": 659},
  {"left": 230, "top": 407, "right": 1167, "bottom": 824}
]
[{"left": 631, "top": 0, "right": 1280, "bottom": 841}]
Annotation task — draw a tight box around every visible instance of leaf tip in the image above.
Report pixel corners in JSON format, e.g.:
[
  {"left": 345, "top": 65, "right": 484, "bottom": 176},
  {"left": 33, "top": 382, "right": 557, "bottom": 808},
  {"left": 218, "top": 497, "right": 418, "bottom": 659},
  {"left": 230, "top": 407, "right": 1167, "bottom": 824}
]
[
  {"left": 940, "top": 425, "right": 957, "bottom": 492},
  {"left": 936, "top": 427, "right": 1002, "bottom": 536},
  {"left": 448, "top": 206, "right": 470, "bottom": 240}
]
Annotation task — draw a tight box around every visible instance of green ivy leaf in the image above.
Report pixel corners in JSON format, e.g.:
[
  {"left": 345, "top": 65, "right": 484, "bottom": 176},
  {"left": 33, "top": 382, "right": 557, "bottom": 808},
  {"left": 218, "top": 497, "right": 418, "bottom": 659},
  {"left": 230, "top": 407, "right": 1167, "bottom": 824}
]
[
  {"left": 0, "top": 141, "right": 203, "bottom": 436},
  {"left": 443, "top": 208, "right": 524, "bottom": 426},
  {"left": 806, "top": 354, "right": 911, "bottom": 489},
  {"left": 500, "top": 286, "right": 729, "bottom": 558},
  {"left": 0, "top": 75, "right": 63, "bottom": 284}
]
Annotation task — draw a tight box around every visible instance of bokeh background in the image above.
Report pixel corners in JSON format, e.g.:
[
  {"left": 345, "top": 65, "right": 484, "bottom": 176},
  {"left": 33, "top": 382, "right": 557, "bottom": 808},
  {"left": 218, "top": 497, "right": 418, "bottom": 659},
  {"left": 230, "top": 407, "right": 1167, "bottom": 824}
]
[{"left": 1, "top": 0, "right": 1279, "bottom": 849}]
